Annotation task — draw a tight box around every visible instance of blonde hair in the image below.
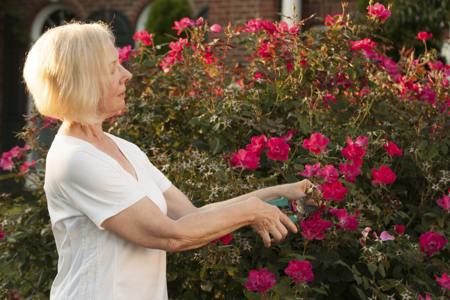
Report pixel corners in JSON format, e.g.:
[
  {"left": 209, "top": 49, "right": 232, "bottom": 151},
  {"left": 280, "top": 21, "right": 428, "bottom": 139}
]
[{"left": 23, "top": 22, "right": 116, "bottom": 124}]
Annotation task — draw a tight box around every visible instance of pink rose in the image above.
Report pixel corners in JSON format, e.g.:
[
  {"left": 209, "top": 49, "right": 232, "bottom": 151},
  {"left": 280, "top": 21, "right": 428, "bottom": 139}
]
[
  {"left": 281, "top": 130, "right": 296, "bottom": 142},
  {"left": 19, "top": 160, "right": 36, "bottom": 175},
  {"left": 230, "top": 149, "right": 260, "bottom": 170},
  {"left": 300, "top": 210, "right": 333, "bottom": 240},
  {"left": 330, "top": 208, "right": 359, "bottom": 231},
  {"left": 277, "top": 21, "right": 299, "bottom": 35},
  {"left": 384, "top": 141, "right": 403, "bottom": 157},
  {"left": 118, "top": 45, "right": 132, "bottom": 63},
  {"left": 302, "top": 132, "right": 329, "bottom": 155},
  {"left": 266, "top": 137, "right": 290, "bottom": 161},
  {"left": 435, "top": 273, "right": 450, "bottom": 290},
  {"left": 380, "top": 231, "right": 395, "bottom": 241},
  {"left": 195, "top": 17, "right": 204, "bottom": 26},
  {"left": 419, "top": 231, "right": 447, "bottom": 256},
  {"left": 437, "top": 195, "right": 450, "bottom": 212},
  {"left": 356, "top": 135, "right": 369, "bottom": 150},
  {"left": 350, "top": 38, "right": 377, "bottom": 52},
  {"left": 172, "top": 17, "right": 195, "bottom": 35},
  {"left": 317, "top": 165, "right": 339, "bottom": 183},
  {"left": 0, "top": 152, "right": 14, "bottom": 171},
  {"left": 371, "top": 165, "right": 397, "bottom": 185},
  {"left": 0, "top": 226, "right": 5, "bottom": 240},
  {"left": 339, "top": 162, "right": 361, "bottom": 183},
  {"left": 324, "top": 14, "right": 344, "bottom": 27},
  {"left": 210, "top": 24, "right": 222, "bottom": 33},
  {"left": 298, "top": 163, "right": 321, "bottom": 178},
  {"left": 244, "top": 268, "right": 277, "bottom": 293},
  {"left": 245, "top": 134, "right": 267, "bottom": 155},
  {"left": 367, "top": 3, "right": 391, "bottom": 22},
  {"left": 394, "top": 224, "right": 406, "bottom": 235},
  {"left": 429, "top": 60, "right": 444, "bottom": 71},
  {"left": 418, "top": 293, "right": 432, "bottom": 300},
  {"left": 133, "top": 30, "right": 153, "bottom": 46},
  {"left": 417, "top": 31, "right": 433, "bottom": 41},
  {"left": 419, "top": 87, "right": 436, "bottom": 105},
  {"left": 320, "top": 181, "right": 348, "bottom": 202},
  {"left": 284, "top": 260, "right": 314, "bottom": 283}
]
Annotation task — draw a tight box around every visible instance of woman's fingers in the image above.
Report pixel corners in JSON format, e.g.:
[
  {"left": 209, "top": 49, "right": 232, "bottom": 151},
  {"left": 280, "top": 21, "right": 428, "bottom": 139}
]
[
  {"left": 268, "top": 226, "right": 283, "bottom": 242},
  {"left": 280, "top": 212, "right": 298, "bottom": 233},
  {"left": 258, "top": 230, "right": 272, "bottom": 248},
  {"left": 275, "top": 221, "right": 288, "bottom": 240}
]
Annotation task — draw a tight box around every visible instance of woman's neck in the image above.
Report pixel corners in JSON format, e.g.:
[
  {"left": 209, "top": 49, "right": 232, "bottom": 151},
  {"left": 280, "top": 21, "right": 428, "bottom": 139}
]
[{"left": 59, "top": 121, "right": 106, "bottom": 142}]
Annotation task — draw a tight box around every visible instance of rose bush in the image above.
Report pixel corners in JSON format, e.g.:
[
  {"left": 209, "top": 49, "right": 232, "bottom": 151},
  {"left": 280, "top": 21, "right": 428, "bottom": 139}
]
[{"left": 1, "top": 2, "right": 449, "bottom": 299}]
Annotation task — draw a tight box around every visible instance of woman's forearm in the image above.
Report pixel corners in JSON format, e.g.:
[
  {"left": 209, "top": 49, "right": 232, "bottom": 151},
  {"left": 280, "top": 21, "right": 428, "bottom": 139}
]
[
  {"left": 198, "top": 184, "right": 288, "bottom": 213},
  {"left": 169, "top": 197, "right": 257, "bottom": 251}
]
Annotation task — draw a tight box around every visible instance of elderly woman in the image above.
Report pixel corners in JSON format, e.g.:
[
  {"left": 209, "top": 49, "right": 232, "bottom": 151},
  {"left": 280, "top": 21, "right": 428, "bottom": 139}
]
[{"left": 23, "top": 22, "right": 313, "bottom": 299}]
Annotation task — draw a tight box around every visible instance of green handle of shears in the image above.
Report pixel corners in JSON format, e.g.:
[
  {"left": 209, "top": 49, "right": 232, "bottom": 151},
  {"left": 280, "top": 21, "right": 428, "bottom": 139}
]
[{"left": 267, "top": 197, "right": 298, "bottom": 222}]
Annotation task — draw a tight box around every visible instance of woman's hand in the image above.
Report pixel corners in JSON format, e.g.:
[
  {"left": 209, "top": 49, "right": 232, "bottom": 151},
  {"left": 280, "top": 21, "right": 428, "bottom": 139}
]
[
  {"left": 281, "top": 179, "right": 317, "bottom": 204},
  {"left": 250, "top": 197, "right": 298, "bottom": 247}
]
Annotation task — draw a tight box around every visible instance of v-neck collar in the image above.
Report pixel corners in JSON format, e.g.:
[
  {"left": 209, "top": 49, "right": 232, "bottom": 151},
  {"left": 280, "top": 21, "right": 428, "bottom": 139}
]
[{"left": 55, "top": 132, "right": 139, "bottom": 182}]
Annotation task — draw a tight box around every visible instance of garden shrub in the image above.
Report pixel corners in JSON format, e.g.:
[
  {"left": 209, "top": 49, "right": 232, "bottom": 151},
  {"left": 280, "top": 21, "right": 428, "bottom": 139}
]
[{"left": 1, "top": 2, "right": 449, "bottom": 299}]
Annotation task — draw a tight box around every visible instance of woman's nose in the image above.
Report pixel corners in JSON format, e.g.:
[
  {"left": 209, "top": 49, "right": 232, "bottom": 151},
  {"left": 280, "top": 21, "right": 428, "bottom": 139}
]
[{"left": 120, "top": 66, "right": 132, "bottom": 83}]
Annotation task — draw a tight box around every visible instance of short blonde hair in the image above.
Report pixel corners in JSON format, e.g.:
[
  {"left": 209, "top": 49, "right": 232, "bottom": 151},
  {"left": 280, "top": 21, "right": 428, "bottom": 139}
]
[{"left": 23, "top": 22, "right": 115, "bottom": 124}]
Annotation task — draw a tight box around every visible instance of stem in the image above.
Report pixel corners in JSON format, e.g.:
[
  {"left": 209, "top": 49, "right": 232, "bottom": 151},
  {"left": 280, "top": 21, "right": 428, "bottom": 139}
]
[{"left": 302, "top": 239, "right": 309, "bottom": 255}]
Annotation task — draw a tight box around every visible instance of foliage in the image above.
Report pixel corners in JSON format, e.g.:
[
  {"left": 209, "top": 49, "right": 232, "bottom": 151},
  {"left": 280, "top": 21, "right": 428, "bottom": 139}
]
[
  {"left": 145, "top": 0, "right": 192, "bottom": 51},
  {"left": 1, "top": 3, "right": 449, "bottom": 299},
  {"left": 356, "top": 0, "right": 450, "bottom": 59}
]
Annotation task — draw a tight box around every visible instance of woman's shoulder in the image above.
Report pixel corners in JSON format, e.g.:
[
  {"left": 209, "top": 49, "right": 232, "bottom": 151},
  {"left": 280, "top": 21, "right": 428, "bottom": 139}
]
[{"left": 47, "top": 134, "right": 114, "bottom": 172}]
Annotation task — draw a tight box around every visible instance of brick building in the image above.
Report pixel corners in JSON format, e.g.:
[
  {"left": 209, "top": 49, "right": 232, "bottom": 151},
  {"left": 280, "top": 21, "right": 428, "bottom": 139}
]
[{"left": 0, "top": 0, "right": 356, "bottom": 152}]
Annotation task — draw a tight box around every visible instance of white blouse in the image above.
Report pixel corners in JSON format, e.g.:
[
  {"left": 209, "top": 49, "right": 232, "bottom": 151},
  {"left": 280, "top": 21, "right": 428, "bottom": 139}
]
[{"left": 44, "top": 132, "right": 172, "bottom": 300}]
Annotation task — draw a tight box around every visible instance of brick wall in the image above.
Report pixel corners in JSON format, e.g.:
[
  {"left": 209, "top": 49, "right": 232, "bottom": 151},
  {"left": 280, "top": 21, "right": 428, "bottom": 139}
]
[{"left": 302, "top": 0, "right": 358, "bottom": 26}]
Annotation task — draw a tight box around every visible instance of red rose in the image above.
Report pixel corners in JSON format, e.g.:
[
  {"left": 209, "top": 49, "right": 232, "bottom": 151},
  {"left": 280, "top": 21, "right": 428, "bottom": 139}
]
[
  {"left": 266, "top": 137, "right": 290, "bottom": 161},
  {"left": 302, "top": 132, "right": 329, "bottom": 155},
  {"left": 133, "top": 30, "right": 153, "bottom": 46},
  {"left": 211, "top": 233, "right": 233, "bottom": 245},
  {"left": 350, "top": 38, "right": 377, "bottom": 52},
  {"left": 330, "top": 208, "right": 359, "bottom": 231},
  {"left": 244, "top": 268, "right": 277, "bottom": 293},
  {"left": 320, "top": 181, "right": 348, "bottom": 202},
  {"left": 419, "top": 231, "right": 447, "bottom": 256},
  {"left": 300, "top": 210, "right": 333, "bottom": 240},
  {"left": 284, "top": 260, "right": 314, "bottom": 283},
  {"left": 339, "top": 162, "right": 361, "bottom": 183},
  {"left": 118, "top": 45, "right": 132, "bottom": 63},
  {"left": 341, "top": 137, "right": 366, "bottom": 166},
  {"left": 417, "top": 31, "right": 433, "bottom": 41},
  {"left": 384, "top": 141, "right": 403, "bottom": 157},
  {"left": 230, "top": 149, "right": 260, "bottom": 170},
  {"left": 434, "top": 273, "right": 450, "bottom": 290},
  {"left": 317, "top": 165, "right": 339, "bottom": 183},
  {"left": 394, "top": 224, "right": 406, "bottom": 235},
  {"left": 437, "top": 195, "right": 450, "bottom": 212},
  {"left": 371, "top": 165, "right": 397, "bottom": 185},
  {"left": 245, "top": 134, "right": 267, "bottom": 155},
  {"left": 298, "top": 163, "right": 321, "bottom": 178}
]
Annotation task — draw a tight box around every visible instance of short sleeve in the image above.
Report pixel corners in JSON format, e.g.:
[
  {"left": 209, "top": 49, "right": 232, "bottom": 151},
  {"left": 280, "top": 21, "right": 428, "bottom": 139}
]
[
  {"left": 59, "top": 151, "right": 147, "bottom": 230},
  {"left": 146, "top": 160, "right": 172, "bottom": 192}
]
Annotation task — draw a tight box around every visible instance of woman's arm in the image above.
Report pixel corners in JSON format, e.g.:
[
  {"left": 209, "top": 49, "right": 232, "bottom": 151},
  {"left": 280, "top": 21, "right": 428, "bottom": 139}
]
[
  {"left": 102, "top": 195, "right": 296, "bottom": 251},
  {"left": 163, "top": 180, "right": 315, "bottom": 219}
]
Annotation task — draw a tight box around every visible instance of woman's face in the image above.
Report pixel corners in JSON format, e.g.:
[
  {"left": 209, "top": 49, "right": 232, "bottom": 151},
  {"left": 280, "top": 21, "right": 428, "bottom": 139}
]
[{"left": 98, "top": 43, "right": 132, "bottom": 119}]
